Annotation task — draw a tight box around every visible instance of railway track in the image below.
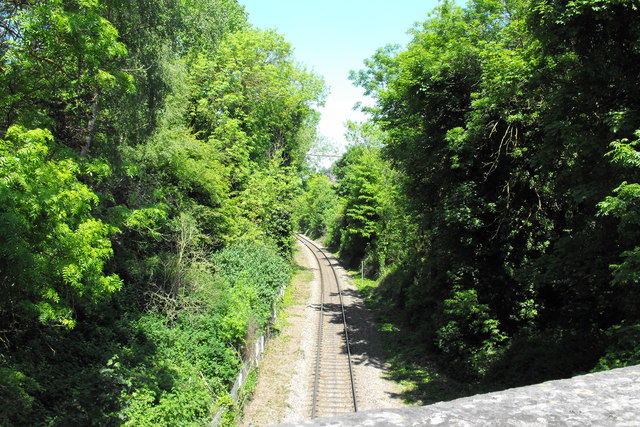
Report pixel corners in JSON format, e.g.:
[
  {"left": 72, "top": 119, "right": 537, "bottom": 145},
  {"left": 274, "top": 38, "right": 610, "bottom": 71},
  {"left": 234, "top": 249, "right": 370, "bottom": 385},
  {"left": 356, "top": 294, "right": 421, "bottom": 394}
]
[{"left": 295, "top": 234, "right": 358, "bottom": 419}]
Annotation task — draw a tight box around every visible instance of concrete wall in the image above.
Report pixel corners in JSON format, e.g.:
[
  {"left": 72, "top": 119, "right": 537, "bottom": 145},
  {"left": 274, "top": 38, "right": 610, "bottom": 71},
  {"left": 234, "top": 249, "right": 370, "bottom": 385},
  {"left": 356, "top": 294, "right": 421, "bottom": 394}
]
[{"left": 278, "top": 364, "right": 640, "bottom": 426}]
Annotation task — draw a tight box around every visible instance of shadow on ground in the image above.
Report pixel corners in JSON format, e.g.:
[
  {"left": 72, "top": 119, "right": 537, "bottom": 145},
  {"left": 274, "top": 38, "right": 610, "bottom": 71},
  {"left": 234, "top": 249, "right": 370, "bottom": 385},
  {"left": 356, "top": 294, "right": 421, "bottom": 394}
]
[
  {"left": 342, "top": 268, "right": 478, "bottom": 405},
  {"left": 305, "top": 253, "right": 473, "bottom": 406}
]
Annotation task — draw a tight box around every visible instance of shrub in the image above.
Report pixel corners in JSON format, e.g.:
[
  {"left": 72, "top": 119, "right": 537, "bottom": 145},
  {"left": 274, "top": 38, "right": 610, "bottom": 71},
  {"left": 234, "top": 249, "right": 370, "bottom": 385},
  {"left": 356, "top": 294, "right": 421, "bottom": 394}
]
[
  {"left": 213, "top": 239, "right": 290, "bottom": 328},
  {"left": 435, "top": 288, "right": 506, "bottom": 380},
  {"left": 594, "top": 324, "right": 640, "bottom": 371}
]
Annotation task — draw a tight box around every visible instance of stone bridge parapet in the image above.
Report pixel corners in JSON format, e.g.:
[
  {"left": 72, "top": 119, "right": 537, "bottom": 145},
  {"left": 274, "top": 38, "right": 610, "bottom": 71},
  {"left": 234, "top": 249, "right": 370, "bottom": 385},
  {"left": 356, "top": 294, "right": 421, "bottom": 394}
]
[{"left": 277, "top": 365, "right": 640, "bottom": 426}]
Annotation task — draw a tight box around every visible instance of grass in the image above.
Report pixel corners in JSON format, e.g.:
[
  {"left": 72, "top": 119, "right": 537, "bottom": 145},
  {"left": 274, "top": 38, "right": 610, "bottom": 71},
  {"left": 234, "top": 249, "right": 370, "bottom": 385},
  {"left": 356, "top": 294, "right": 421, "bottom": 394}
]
[{"left": 271, "top": 247, "right": 314, "bottom": 334}]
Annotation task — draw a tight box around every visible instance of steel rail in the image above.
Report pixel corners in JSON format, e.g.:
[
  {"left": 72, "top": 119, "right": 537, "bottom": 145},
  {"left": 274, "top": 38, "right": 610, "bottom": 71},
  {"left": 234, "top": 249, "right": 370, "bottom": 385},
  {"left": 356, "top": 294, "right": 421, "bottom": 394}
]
[
  {"left": 295, "top": 233, "right": 358, "bottom": 416},
  {"left": 295, "top": 234, "right": 323, "bottom": 418}
]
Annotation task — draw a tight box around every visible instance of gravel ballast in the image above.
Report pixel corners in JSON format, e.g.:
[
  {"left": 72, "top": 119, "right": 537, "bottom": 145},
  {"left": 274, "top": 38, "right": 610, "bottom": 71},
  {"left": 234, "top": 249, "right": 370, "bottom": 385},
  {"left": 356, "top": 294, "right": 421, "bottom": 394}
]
[{"left": 240, "top": 238, "right": 408, "bottom": 426}]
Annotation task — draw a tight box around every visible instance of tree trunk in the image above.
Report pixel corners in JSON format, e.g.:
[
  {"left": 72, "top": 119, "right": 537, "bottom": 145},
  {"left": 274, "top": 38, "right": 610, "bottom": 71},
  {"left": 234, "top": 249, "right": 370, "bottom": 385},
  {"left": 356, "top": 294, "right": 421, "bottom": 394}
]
[{"left": 80, "top": 89, "right": 99, "bottom": 157}]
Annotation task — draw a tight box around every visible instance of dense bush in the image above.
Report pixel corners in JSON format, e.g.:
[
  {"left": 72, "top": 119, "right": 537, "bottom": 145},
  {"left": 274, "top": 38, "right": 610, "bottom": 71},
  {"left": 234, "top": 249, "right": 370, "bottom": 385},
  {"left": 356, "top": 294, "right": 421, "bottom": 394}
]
[
  {"left": 117, "top": 240, "right": 290, "bottom": 425},
  {"left": 0, "top": 239, "right": 291, "bottom": 425},
  {"left": 213, "top": 240, "right": 290, "bottom": 328}
]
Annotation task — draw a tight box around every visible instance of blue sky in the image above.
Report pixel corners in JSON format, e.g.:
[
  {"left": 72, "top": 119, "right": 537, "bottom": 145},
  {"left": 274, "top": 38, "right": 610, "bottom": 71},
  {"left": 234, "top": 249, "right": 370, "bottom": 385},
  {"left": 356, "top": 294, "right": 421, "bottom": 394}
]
[{"left": 239, "top": 0, "right": 444, "bottom": 151}]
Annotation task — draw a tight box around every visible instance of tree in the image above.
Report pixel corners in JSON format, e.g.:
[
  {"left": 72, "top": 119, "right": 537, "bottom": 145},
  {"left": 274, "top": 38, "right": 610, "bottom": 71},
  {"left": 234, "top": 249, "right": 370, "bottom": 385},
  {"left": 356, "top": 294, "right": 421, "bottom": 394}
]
[
  {"left": 0, "top": 0, "right": 132, "bottom": 154},
  {"left": 353, "top": 0, "right": 640, "bottom": 380},
  {"left": 187, "top": 29, "right": 325, "bottom": 169},
  {"left": 353, "top": 2, "right": 521, "bottom": 371},
  {"left": 296, "top": 174, "right": 339, "bottom": 238},
  {"left": 0, "top": 126, "right": 121, "bottom": 329},
  {"left": 597, "top": 131, "right": 640, "bottom": 319}
]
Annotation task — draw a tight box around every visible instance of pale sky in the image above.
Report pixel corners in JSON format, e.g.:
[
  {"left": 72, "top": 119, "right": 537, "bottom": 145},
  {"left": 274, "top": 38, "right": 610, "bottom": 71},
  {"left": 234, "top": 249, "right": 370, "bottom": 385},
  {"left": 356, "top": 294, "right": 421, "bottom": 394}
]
[{"left": 239, "top": 0, "right": 444, "bottom": 152}]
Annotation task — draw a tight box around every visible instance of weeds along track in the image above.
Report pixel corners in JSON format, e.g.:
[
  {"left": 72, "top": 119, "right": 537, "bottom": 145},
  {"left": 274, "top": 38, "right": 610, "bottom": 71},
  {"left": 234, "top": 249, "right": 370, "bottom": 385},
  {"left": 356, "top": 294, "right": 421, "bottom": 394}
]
[{"left": 295, "top": 234, "right": 358, "bottom": 419}]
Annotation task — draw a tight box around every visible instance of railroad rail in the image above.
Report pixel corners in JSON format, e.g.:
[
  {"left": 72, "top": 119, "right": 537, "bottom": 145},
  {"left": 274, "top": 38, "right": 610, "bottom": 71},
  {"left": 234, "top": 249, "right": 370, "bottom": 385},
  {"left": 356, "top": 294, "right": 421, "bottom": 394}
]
[{"left": 295, "top": 234, "right": 358, "bottom": 419}]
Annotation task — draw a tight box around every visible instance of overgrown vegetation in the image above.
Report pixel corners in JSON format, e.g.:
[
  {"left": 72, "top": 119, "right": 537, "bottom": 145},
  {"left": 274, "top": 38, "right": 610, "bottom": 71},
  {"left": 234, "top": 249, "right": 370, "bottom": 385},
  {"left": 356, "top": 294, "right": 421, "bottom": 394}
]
[
  {"left": 0, "top": 0, "right": 323, "bottom": 424},
  {"left": 299, "top": 0, "right": 640, "bottom": 396},
  {"left": 4, "top": 0, "right": 640, "bottom": 423}
]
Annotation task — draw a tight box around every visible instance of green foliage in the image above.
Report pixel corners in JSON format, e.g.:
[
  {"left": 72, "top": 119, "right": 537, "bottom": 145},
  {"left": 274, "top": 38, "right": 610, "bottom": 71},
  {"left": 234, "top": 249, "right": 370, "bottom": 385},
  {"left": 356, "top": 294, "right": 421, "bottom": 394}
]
[
  {"left": 0, "top": 126, "right": 121, "bottom": 328},
  {"left": 213, "top": 240, "right": 291, "bottom": 327},
  {"left": 231, "top": 159, "right": 301, "bottom": 252},
  {"left": 0, "top": 0, "right": 132, "bottom": 150},
  {"left": 483, "top": 330, "right": 605, "bottom": 389},
  {"left": 0, "top": 366, "right": 40, "bottom": 426},
  {"left": 598, "top": 131, "right": 640, "bottom": 292},
  {"left": 187, "top": 28, "right": 325, "bottom": 169},
  {"left": 296, "top": 174, "right": 339, "bottom": 238},
  {"left": 117, "top": 239, "right": 289, "bottom": 425},
  {"left": 594, "top": 324, "right": 640, "bottom": 371},
  {"left": 330, "top": 129, "right": 384, "bottom": 266},
  {"left": 0, "top": 238, "right": 290, "bottom": 425},
  {"left": 0, "top": 0, "right": 322, "bottom": 423},
  {"left": 326, "top": 122, "right": 415, "bottom": 274},
  {"left": 435, "top": 289, "right": 506, "bottom": 379},
  {"left": 349, "top": 0, "right": 640, "bottom": 383},
  {"left": 118, "top": 309, "right": 235, "bottom": 426}
]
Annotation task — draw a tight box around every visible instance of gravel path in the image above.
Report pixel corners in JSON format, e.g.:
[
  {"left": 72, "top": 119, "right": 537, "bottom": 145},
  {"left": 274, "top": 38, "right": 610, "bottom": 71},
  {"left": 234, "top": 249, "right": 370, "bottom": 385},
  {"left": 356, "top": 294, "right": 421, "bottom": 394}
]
[{"left": 240, "top": 238, "right": 407, "bottom": 426}]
